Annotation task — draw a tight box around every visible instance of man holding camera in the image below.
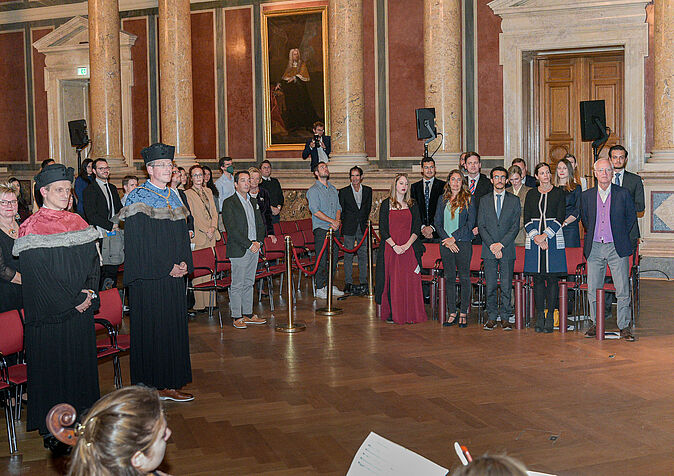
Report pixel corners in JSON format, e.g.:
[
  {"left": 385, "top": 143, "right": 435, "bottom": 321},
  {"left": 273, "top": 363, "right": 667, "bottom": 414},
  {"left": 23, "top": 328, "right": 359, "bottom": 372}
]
[{"left": 302, "top": 121, "right": 331, "bottom": 171}]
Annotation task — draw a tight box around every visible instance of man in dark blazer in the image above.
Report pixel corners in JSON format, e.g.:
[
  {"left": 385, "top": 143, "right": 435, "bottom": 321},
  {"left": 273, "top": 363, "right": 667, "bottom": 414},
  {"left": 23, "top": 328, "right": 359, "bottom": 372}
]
[
  {"left": 410, "top": 156, "right": 446, "bottom": 242},
  {"left": 301, "top": 121, "right": 331, "bottom": 171},
  {"left": 478, "top": 166, "right": 521, "bottom": 330},
  {"left": 608, "top": 145, "right": 644, "bottom": 251},
  {"left": 464, "top": 151, "right": 493, "bottom": 244},
  {"left": 221, "top": 170, "right": 267, "bottom": 330},
  {"left": 338, "top": 166, "right": 372, "bottom": 293},
  {"left": 83, "top": 158, "right": 123, "bottom": 290},
  {"left": 579, "top": 158, "right": 637, "bottom": 341},
  {"left": 259, "top": 159, "right": 284, "bottom": 224}
]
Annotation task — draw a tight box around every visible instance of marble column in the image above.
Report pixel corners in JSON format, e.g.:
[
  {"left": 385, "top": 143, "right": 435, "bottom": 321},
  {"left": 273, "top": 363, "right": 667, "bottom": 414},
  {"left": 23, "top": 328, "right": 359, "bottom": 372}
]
[
  {"left": 328, "top": 0, "right": 368, "bottom": 172},
  {"left": 423, "top": 0, "right": 462, "bottom": 171},
  {"left": 88, "top": 0, "right": 128, "bottom": 169},
  {"left": 651, "top": 0, "right": 674, "bottom": 164},
  {"left": 158, "top": 0, "right": 196, "bottom": 167}
]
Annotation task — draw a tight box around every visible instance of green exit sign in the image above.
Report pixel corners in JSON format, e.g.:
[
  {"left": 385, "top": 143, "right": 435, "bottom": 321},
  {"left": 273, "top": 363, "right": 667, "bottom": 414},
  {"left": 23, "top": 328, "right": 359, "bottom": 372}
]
[{"left": 77, "top": 67, "right": 87, "bottom": 76}]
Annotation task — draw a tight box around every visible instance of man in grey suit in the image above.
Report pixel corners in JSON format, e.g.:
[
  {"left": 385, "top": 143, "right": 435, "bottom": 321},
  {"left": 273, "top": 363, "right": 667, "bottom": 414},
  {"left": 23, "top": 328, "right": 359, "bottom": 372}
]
[
  {"left": 478, "top": 166, "right": 522, "bottom": 331},
  {"left": 221, "top": 170, "right": 268, "bottom": 329}
]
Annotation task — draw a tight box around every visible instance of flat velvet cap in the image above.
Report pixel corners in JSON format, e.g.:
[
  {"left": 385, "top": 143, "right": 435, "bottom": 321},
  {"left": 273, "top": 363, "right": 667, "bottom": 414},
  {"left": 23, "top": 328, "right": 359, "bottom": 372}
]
[
  {"left": 141, "top": 143, "right": 175, "bottom": 165},
  {"left": 34, "top": 164, "right": 74, "bottom": 189}
]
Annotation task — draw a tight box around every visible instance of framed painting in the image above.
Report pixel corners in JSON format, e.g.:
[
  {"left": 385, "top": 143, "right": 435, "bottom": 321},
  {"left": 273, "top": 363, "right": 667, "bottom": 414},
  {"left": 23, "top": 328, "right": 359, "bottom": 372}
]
[{"left": 262, "top": 6, "right": 329, "bottom": 151}]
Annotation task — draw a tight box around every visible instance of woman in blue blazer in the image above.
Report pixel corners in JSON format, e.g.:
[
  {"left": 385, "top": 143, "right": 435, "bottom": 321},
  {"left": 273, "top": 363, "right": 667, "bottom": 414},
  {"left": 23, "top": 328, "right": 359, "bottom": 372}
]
[{"left": 434, "top": 169, "right": 477, "bottom": 327}]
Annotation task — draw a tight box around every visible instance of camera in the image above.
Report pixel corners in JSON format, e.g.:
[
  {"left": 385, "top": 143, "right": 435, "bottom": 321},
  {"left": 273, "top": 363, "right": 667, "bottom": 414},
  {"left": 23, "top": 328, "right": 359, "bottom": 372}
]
[{"left": 314, "top": 134, "right": 320, "bottom": 144}]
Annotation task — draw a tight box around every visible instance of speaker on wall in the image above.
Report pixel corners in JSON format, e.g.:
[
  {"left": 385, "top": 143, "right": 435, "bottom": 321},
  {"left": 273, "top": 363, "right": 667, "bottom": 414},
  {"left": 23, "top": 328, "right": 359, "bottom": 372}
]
[
  {"left": 579, "top": 100, "right": 606, "bottom": 142},
  {"left": 415, "top": 108, "right": 436, "bottom": 141},
  {"left": 68, "top": 119, "right": 89, "bottom": 148}
]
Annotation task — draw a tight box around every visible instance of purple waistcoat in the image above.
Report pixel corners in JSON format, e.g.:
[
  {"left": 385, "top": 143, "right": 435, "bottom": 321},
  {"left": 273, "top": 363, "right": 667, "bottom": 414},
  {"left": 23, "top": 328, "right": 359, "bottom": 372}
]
[{"left": 593, "top": 188, "right": 614, "bottom": 243}]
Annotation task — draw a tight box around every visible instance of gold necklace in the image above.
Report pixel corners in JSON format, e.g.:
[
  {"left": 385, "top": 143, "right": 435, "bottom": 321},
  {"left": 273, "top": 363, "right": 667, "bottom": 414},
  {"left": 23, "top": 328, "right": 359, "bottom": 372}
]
[{"left": 138, "top": 186, "right": 173, "bottom": 209}]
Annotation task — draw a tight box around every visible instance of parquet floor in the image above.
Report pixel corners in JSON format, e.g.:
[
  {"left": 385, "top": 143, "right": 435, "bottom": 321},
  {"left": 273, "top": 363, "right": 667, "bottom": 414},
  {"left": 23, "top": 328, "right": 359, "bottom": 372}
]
[{"left": 2, "top": 276, "right": 674, "bottom": 475}]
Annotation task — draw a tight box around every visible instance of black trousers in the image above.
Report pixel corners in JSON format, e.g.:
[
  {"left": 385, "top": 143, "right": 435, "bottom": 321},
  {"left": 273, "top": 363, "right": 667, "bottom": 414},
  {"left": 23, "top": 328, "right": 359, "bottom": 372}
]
[
  {"left": 313, "top": 228, "right": 340, "bottom": 289},
  {"left": 440, "top": 241, "right": 472, "bottom": 314},
  {"left": 484, "top": 257, "right": 514, "bottom": 321},
  {"left": 533, "top": 274, "right": 559, "bottom": 330}
]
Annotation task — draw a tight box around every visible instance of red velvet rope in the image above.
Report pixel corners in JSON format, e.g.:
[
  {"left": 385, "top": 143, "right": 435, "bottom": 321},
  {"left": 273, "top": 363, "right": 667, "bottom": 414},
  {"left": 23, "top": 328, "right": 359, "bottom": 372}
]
[
  {"left": 372, "top": 227, "right": 381, "bottom": 242},
  {"left": 291, "top": 234, "right": 330, "bottom": 276},
  {"left": 332, "top": 227, "right": 369, "bottom": 253}
]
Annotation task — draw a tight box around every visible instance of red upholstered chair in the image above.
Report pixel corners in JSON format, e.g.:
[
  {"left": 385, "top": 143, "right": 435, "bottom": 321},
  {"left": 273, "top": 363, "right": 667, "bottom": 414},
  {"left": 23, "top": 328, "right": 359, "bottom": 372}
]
[
  {"left": 273, "top": 222, "right": 282, "bottom": 237},
  {"left": 420, "top": 243, "right": 442, "bottom": 320},
  {"left": 279, "top": 221, "right": 298, "bottom": 235},
  {"left": 0, "top": 309, "right": 25, "bottom": 453},
  {"left": 297, "top": 218, "right": 313, "bottom": 231},
  {"left": 263, "top": 236, "right": 287, "bottom": 290},
  {"left": 188, "top": 247, "right": 224, "bottom": 327},
  {"left": 557, "top": 247, "right": 586, "bottom": 330},
  {"left": 469, "top": 244, "right": 485, "bottom": 323}
]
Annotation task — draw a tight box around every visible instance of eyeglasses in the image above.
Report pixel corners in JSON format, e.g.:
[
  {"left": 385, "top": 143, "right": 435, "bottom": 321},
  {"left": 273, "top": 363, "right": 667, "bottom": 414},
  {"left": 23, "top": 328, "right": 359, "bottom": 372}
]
[
  {"left": 0, "top": 200, "right": 17, "bottom": 206},
  {"left": 151, "top": 163, "right": 174, "bottom": 169}
]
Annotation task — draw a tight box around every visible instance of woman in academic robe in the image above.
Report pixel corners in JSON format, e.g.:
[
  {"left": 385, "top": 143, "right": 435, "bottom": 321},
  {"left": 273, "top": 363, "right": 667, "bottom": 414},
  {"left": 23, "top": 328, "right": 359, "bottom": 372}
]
[
  {"left": 14, "top": 164, "right": 100, "bottom": 450},
  {"left": 375, "top": 173, "right": 427, "bottom": 324},
  {"left": 184, "top": 165, "right": 220, "bottom": 311},
  {"left": 523, "top": 163, "right": 567, "bottom": 333},
  {"left": 0, "top": 184, "right": 22, "bottom": 313}
]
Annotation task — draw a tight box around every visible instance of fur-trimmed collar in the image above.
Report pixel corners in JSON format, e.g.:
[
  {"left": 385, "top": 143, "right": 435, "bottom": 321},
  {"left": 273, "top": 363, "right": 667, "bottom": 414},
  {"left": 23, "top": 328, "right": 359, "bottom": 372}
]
[
  {"left": 115, "top": 202, "right": 190, "bottom": 222},
  {"left": 13, "top": 226, "right": 99, "bottom": 255}
]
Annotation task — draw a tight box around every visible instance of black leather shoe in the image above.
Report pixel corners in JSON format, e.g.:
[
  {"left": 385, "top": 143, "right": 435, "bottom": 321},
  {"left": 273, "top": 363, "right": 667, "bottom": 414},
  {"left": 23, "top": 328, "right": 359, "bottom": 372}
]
[
  {"left": 543, "top": 328, "right": 553, "bottom": 333},
  {"left": 534, "top": 327, "right": 543, "bottom": 333},
  {"left": 344, "top": 283, "right": 353, "bottom": 294}
]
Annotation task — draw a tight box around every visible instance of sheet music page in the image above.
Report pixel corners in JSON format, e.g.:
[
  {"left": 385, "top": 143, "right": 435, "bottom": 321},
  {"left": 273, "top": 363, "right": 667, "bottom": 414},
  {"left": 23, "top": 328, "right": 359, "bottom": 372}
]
[{"left": 346, "top": 432, "right": 448, "bottom": 476}]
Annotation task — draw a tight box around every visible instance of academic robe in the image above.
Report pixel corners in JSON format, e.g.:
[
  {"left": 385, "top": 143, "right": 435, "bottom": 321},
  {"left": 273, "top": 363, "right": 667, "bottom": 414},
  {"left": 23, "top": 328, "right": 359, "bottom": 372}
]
[
  {"left": 14, "top": 208, "right": 100, "bottom": 434},
  {"left": 120, "top": 184, "right": 193, "bottom": 391}
]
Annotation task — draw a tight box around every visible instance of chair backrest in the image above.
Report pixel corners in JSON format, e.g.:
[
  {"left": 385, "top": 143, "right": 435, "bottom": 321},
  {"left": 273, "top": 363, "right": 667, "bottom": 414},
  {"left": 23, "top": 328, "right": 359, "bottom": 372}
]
[
  {"left": 279, "top": 221, "right": 298, "bottom": 235},
  {"left": 192, "top": 247, "right": 216, "bottom": 278},
  {"left": 470, "top": 244, "right": 483, "bottom": 272},
  {"left": 565, "top": 247, "right": 585, "bottom": 275},
  {"left": 605, "top": 253, "right": 635, "bottom": 277},
  {"left": 96, "top": 289, "right": 123, "bottom": 327},
  {"left": 421, "top": 243, "right": 441, "bottom": 269},
  {"left": 273, "top": 222, "right": 282, "bottom": 236},
  {"left": 214, "top": 243, "right": 230, "bottom": 272},
  {"left": 301, "top": 229, "right": 315, "bottom": 245},
  {"left": 0, "top": 310, "right": 24, "bottom": 356},
  {"left": 264, "top": 235, "right": 285, "bottom": 253},
  {"left": 297, "top": 218, "right": 313, "bottom": 231},
  {"left": 290, "top": 231, "right": 305, "bottom": 248},
  {"left": 513, "top": 246, "right": 526, "bottom": 274}
]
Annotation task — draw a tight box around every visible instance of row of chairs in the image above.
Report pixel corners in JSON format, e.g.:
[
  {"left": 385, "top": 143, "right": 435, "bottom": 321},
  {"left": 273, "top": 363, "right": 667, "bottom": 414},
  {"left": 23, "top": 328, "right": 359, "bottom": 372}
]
[
  {"left": 419, "top": 242, "right": 640, "bottom": 330},
  {"left": 0, "top": 289, "right": 128, "bottom": 453}
]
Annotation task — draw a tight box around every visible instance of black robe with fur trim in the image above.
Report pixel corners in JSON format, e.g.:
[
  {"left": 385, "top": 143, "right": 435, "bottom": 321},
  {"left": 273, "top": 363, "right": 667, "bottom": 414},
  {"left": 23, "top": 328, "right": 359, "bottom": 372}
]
[
  {"left": 119, "top": 203, "right": 193, "bottom": 390},
  {"left": 13, "top": 226, "right": 101, "bottom": 434}
]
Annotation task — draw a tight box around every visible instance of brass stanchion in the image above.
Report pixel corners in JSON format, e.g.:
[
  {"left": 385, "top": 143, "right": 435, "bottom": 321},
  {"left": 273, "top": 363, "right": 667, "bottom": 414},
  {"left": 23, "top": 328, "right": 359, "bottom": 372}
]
[
  {"left": 316, "top": 228, "right": 343, "bottom": 315},
  {"left": 276, "top": 235, "right": 306, "bottom": 333},
  {"left": 366, "top": 220, "right": 375, "bottom": 299}
]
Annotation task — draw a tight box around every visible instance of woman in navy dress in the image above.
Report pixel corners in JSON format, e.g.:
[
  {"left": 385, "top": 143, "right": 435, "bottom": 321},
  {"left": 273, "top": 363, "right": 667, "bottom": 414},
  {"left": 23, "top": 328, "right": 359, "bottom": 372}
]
[{"left": 554, "top": 157, "right": 581, "bottom": 248}]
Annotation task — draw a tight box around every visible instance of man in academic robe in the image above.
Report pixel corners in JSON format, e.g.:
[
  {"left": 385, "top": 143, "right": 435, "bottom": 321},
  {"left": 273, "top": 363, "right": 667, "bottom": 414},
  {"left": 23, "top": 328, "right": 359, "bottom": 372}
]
[
  {"left": 120, "top": 143, "right": 194, "bottom": 402},
  {"left": 13, "top": 163, "right": 101, "bottom": 453}
]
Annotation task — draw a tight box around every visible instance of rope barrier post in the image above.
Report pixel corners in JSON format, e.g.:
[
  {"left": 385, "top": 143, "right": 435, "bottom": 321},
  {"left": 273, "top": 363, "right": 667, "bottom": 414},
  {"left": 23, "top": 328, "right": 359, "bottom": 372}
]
[
  {"left": 366, "top": 220, "right": 375, "bottom": 299},
  {"left": 276, "top": 235, "right": 306, "bottom": 333},
  {"left": 316, "top": 228, "right": 342, "bottom": 315}
]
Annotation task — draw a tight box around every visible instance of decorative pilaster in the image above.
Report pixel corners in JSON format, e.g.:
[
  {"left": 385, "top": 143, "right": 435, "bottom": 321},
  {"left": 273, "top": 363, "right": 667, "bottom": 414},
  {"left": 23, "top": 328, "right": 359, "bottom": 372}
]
[
  {"left": 424, "top": 0, "right": 462, "bottom": 170},
  {"left": 88, "top": 0, "right": 128, "bottom": 169},
  {"left": 158, "top": 0, "right": 196, "bottom": 167},
  {"left": 327, "top": 0, "right": 367, "bottom": 172},
  {"left": 651, "top": 0, "right": 674, "bottom": 165}
]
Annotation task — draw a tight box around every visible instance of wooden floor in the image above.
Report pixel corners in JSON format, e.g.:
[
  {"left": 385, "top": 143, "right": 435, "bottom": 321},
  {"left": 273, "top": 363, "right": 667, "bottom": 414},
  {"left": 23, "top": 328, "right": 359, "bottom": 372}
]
[{"left": 2, "top": 276, "right": 674, "bottom": 475}]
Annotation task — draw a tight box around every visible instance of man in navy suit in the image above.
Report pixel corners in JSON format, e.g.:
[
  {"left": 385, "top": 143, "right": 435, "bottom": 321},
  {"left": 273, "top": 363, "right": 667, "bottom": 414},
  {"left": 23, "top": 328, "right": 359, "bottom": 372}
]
[
  {"left": 579, "top": 158, "right": 637, "bottom": 341},
  {"left": 301, "top": 121, "right": 331, "bottom": 171},
  {"left": 478, "top": 166, "right": 521, "bottom": 330}
]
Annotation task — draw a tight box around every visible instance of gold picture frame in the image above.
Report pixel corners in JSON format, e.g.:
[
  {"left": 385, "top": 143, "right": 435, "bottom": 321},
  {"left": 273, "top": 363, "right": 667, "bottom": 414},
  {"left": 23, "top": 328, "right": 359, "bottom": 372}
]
[{"left": 262, "top": 6, "right": 329, "bottom": 151}]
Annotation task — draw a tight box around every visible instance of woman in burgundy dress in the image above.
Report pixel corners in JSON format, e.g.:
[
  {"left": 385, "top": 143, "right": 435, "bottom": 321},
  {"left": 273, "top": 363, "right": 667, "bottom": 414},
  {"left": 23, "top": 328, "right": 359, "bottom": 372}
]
[{"left": 375, "top": 174, "right": 427, "bottom": 324}]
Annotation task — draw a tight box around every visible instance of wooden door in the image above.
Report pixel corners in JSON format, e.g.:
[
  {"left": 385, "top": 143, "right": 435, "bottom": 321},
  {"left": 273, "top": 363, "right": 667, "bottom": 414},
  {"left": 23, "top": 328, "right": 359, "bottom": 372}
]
[{"left": 536, "top": 53, "right": 623, "bottom": 184}]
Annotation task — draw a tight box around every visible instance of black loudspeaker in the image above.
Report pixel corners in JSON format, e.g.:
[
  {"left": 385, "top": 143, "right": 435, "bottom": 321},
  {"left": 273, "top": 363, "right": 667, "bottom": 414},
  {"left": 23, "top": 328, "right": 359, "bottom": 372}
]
[
  {"left": 68, "top": 119, "right": 89, "bottom": 148},
  {"left": 579, "top": 100, "right": 606, "bottom": 141},
  {"left": 415, "top": 108, "right": 436, "bottom": 140}
]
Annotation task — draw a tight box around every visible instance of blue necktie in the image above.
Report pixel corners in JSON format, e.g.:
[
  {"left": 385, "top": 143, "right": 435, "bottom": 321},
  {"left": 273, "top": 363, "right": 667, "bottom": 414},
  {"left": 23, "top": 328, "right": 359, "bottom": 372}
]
[
  {"left": 496, "top": 193, "right": 502, "bottom": 219},
  {"left": 615, "top": 173, "right": 621, "bottom": 187}
]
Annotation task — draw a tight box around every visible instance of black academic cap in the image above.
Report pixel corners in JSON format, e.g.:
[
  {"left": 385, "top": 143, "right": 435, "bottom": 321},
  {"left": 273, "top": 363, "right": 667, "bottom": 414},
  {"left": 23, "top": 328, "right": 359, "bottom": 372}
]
[
  {"left": 34, "top": 163, "right": 74, "bottom": 190},
  {"left": 141, "top": 143, "right": 175, "bottom": 165}
]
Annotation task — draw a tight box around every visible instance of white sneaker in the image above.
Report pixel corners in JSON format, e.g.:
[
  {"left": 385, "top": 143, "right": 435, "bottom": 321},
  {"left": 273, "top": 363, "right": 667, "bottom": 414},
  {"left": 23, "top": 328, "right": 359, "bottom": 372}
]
[
  {"left": 315, "top": 287, "right": 327, "bottom": 299},
  {"left": 332, "top": 286, "right": 345, "bottom": 297}
]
